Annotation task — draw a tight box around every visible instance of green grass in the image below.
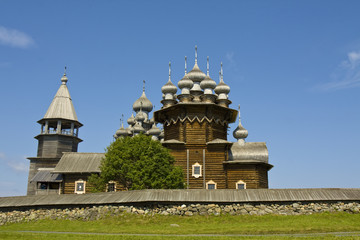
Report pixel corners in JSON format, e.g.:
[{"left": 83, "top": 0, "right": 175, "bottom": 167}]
[
  {"left": 0, "top": 232, "right": 359, "bottom": 240},
  {"left": 1, "top": 212, "right": 360, "bottom": 239}
]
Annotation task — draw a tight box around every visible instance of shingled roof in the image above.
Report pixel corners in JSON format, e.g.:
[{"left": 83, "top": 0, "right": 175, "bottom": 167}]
[
  {"left": 43, "top": 73, "right": 78, "bottom": 121},
  {"left": 53, "top": 152, "right": 104, "bottom": 173}
]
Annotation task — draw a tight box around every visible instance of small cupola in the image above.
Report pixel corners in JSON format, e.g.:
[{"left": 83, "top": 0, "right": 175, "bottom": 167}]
[
  {"left": 233, "top": 105, "right": 248, "bottom": 145},
  {"left": 161, "top": 62, "right": 178, "bottom": 108},
  {"left": 177, "top": 56, "right": 194, "bottom": 102},
  {"left": 188, "top": 46, "right": 206, "bottom": 102},
  {"left": 132, "top": 80, "right": 153, "bottom": 113},
  {"left": 214, "top": 63, "right": 231, "bottom": 107},
  {"left": 200, "top": 56, "right": 217, "bottom": 103}
]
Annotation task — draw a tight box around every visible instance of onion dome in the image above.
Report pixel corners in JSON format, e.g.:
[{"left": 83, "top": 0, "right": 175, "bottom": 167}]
[
  {"left": 178, "top": 56, "right": 194, "bottom": 95},
  {"left": 187, "top": 63, "right": 206, "bottom": 83},
  {"left": 115, "top": 125, "right": 128, "bottom": 138},
  {"left": 187, "top": 46, "right": 206, "bottom": 83},
  {"left": 178, "top": 75, "right": 193, "bottom": 94},
  {"left": 233, "top": 105, "right": 248, "bottom": 145},
  {"left": 200, "top": 56, "right": 217, "bottom": 94},
  {"left": 127, "top": 113, "right": 135, "bottom": 125},
  {"left": 127, "top": 125, "right": 134, "bottom": 135},
  {"left": 214, "top": 63, "right": 230, "bottom": 100},
  {"left": 132, "top": 80, "right": 153, "bottom": 112},
  {"left": 133, "top": 122, "right": 145, "bottom": 134},
  {"left": 135, "top": 110, "right": 147, "bottom": 122},
  {"left": 161, "top": 80, "right": 177, "bottom": 97},
  {"left": 148, "top": 123, "right": 161, "bottom": 136},
  {"left": 161, "top": 62, "right": 177, "bottom": 99}
]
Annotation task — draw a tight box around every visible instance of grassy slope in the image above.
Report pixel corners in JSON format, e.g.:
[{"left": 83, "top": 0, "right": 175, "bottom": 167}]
[{"left": 1, "top": 212, "right": 360, "bottom": 239}]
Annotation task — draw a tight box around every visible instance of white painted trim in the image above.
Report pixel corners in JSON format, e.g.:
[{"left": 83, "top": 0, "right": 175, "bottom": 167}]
[
  {"left": 206, "top": 180, "right": 217, "bottom": 190},
  {"left": 75, "top": 179, "right": 86, "bottom": 194},
  {"left": 192, "top": 162, "right": 202, "bottom": 178},
  {"left": 236, "top": 180, "right": 246, "bottom": 189},
  {"left": 106, "top": 181, "right": 117, "bottom": 192}
]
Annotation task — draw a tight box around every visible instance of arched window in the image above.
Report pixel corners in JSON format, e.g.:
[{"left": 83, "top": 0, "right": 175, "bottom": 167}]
[
  {"left": 236, "top": 180, "right": 246, "bottom": 189},
  {"left": 206, "top": 180, "right": 217, "bottom": 190},
  {"left": 192, "top": 162, "right": 202, "bottom": 178}
]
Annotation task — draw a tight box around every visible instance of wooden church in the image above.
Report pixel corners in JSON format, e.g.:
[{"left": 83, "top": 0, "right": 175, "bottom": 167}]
[{"left": 27, "top": 48, "right": 273, "bottom": 195}]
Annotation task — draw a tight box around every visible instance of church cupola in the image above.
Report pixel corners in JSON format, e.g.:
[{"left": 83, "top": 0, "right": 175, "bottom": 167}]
[
  {"left": 177, "top": 56, "right": 194, "bottom": 103},
  {"left": 115, "top": 116, "right": 128, "bottom": 139},
  {"left": 200, "top": 56, "right": 217, "bottom": 103},
  {"left": 233, "top": 105, "right": 248, "bottom": 145},
  {"left": 132, "top": 81, "right": 153, "bottom": 113},
  {"left": 214, "top": 62, "right": 231, "bottom": 107},
  {"left": 161, "top": 62, "right": 178, "bottom": 108},
  {"left": 188, "top": 46, "right": 206, "bottom": 102},
  {"left": 148, "top": 123, "right": 161, "bottom": 141}
]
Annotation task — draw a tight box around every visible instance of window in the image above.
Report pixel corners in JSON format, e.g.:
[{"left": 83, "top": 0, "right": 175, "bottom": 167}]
[
  {"left": 107, "top": 181, "right": 116, "bottom": 192},
  {"left": 236, "top": 180, "right": 246, "bottom": 190},
  {"left": 206, "top": 180, "right": 217, "bottom": 190},
  {"left": 192, "top": 163, "right": 202, "bottom": 178},
  {"left": 75, "top": 180, "right": 86, "bottom": 194}
]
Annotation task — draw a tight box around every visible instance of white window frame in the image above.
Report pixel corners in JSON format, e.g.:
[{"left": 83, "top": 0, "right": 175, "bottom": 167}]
[
  {"left": 192, "top": 162, "right": 202, "bottom": 178},
  {"left": 75, "top": 179, "right": 86, "bottom": 194},
  {"left": 106, "top": 181, "right": 116, "bottom": 192},
  {"left": 206, "top": 180, "right": 217, "bottom": 190},
  {"left": 236, "top": 180, "right": 246, "bottom": 190}
]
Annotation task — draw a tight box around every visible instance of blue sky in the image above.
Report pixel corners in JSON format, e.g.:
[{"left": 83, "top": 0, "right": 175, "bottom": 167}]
[{"left": 0, "top": 0, "right": 359, "bottom": 196}]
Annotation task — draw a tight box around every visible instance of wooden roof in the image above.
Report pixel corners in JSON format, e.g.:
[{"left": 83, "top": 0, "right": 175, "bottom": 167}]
[
  {"left": 53, "top": 152, "right": 104, "bottom": 173},
  {"left": 42, "top": 78, "right": 78, "bottom": 122},
  {"left": 30, "top": 171, "right": 63, "bottom": 183},
  {"left": 0, "top": 189, "right": 359, "bottom": 208}
]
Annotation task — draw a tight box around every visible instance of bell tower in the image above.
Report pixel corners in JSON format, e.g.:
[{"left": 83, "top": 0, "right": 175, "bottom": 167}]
[{"left": 27, "top": 70, "right": 83, "bottom": 195}]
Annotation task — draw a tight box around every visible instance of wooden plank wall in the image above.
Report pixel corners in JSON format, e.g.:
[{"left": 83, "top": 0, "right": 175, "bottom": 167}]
[
  {"left": 62, "top": 173, "right": 92, "bottom": 194},
  {"left": 225, "top": 164, "right": 269, "bottom": 189},
  {"left": 37, "top": 135, "right": 79, "bottom": 158}
]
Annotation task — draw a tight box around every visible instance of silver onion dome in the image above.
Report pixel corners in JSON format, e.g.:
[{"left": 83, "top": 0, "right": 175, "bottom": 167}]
[
  {"left": 178, "top": 75, "right": 193, "bottom": 89},
  {"left": 133, "top": 91, "right": 153, "bottom": 113},
  {"left": 162, "top": 62, "right": 178, "bottom": 97},
  {"left": 127, "top": 113, "right": 135, "bottom": 125},
  {"left": 116, "top": 125, "right": 128, "bottom": 138},
  {"left": 161, "top": 79, "right": 177, "bottom": 95},
  {"left": 133, "top": 122, "right": 145, "bottom": 133},
  {"left": 214, "top": 80, "right": 230, "bottom": 95},
  {"left": 233, "top": 105, "right": 248, "bottom": 143},
  {"left": 187, "top": 63, "right": 206, "bottom": 83},
  {"left": 233, "top": 122, "right": 248, "bottom": 140},
  {"left": 200, "top": 75, "right": 216, "bottom": 90},
  {"left": 200, "top": 57, "right": 217, "bottom": 93},
  {"left": 135, "top": 110, "right": 147, "bottom": 122},
  {"left": 214, "top": 63, "right": 230, "bottom": 98},
  {"left": 187, "top": 46, "right": 206, "bottom": 83},
  {"left": 148, "top": 123, "right": 161, "bottom": 136},
  {"left": 127, "top": 125, "right": 134, "bottom": 135},
  {"left": 178, "top": 56, "right": 194, "bottom": 95}
]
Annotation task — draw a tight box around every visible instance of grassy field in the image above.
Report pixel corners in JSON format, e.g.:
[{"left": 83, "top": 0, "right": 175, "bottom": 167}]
[{"left": 1, "top": 212, "right": 360, "bottom": 239}]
